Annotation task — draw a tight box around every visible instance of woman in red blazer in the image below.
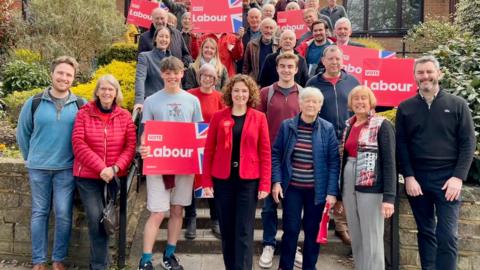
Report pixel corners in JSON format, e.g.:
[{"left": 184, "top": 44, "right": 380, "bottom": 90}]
[
  {"left": 203, "top": 74, "right": 271, "bottom": 270},
  {"left": 72, "top": 75, "right": 136, "bottom": 269}
]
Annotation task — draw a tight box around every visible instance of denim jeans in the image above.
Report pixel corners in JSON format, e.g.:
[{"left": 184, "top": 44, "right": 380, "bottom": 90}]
[
  {"left": 261, "top": 194, "right": 278, "bottom": 247},
  {"left": 408, "top": 167, "right": 460, "bottom": 270},
  {"left": 280, "top": 185, "right": 325, "bottom": 270},
  {"left": 76, "top": 177, "right": 115, "bottom": 270},
  {"left": 28, "top": 169, "right": 75, "bottom": 264}
]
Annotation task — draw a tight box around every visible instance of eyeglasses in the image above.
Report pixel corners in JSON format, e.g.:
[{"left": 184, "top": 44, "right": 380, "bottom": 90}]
[{"left": 201, "top": 74, "right": 215, "bottom": 79}]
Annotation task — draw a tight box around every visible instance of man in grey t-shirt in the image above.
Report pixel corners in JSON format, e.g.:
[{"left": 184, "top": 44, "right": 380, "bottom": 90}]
[{"left": 138, "top": 56, "right": 203, "bottom": 270}]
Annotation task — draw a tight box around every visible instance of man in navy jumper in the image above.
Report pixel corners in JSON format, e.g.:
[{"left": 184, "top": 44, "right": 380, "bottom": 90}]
[{"left": 396, "top": 55, "right": 475, "bottom": 270}]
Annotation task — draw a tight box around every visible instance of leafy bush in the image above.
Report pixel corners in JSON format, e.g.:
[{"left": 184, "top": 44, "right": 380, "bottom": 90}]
[
  {"left": 353, "top": 38, "right": 384, "bottom": 50},
  {"left": 14, "top": 0, "right": 126, "bottom": 76},
  {"left": 72, "top": 60, "right": 137, "bottom": 111},
  {"left": 0, "top": 0, "right": 16, "bottom": 56},
  {"left": 97, "top": 43, "right": 138, "bottom": 66},
  {"left": 3, "top": 88, "right": 43, "bottom": 123},
  {"left": 405, "top": 18, "right": 460, "bottom": 53},
  {"left": 13, "top": 49, "right": 43, "bottom": 64},
  {"left": 377, "top": 109, "right": 397, "bottom": 125},
  {"left": 2, "top": 60, "right": 50, "bottom": 94},
  {"left": 455, "top": 0, "right": 480, "bottom": 36}
]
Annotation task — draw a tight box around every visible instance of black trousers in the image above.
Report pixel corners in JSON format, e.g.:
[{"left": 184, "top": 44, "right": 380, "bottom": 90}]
[{"left": 213, "top": 172, "right": 259, "bottom": 270}]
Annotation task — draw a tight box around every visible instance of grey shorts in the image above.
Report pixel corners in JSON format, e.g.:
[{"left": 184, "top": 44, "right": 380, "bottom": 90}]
[{"left": 146, "top": 174, "right": 194, "bottom": 212}]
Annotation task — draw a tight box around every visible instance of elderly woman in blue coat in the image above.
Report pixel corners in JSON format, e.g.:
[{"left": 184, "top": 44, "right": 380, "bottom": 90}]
[{"left": 271, "top": 87, "right": 340, "bottom": 270}]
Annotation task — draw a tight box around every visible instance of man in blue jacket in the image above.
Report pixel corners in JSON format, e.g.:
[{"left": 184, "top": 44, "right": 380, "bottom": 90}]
[
  {"left": 306, "top": 45, "right": 359, "bottom": 246},
  {"left": 16, "top": 56, "right": 85, "bottom": 270}
]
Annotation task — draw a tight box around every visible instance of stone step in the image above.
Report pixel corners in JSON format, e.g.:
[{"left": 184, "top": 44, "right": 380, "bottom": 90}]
[{"left": 152, "top": 229, "right": 351, "bottom": 255}]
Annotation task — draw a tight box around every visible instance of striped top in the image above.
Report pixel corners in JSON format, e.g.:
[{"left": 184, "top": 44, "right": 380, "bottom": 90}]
[{"left": 290, "top": 121, "right": 315, "bottom": 188}]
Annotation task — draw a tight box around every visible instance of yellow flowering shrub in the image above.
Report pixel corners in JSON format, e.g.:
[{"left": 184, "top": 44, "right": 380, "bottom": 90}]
[
  {"left": 354, "top": 38, "right": 384, "bottom": 50},
  {"left": 13, "top": 49, "right": 43, "bottom": 64},
  {"left": 72, "top": 60, "right": 137, "bottom": 110},
  {"left": 378, "top": 109, "right": 397, "bottom": 125}
]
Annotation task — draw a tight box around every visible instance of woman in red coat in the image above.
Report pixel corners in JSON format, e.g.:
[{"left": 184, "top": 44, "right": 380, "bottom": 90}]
[
  {"left": 72, "top": 75, "right": 136, "bottom": 270},
  {"left": 202, "top": 74, "right": 271, "bottom": 270}
]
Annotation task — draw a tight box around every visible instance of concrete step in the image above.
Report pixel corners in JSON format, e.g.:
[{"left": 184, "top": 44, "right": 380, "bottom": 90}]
[{"left": 152, "top": 229, "right": 351, "bottom": 255}]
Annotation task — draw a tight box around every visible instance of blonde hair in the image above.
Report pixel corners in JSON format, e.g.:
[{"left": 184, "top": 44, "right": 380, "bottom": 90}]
[
  {"left": 191, "top": 38, "right": 225, "bottom": 79},
  {"left": 50, "top": 56, "right": 79, "bottom": 75},
  {"left": 347, "top": 85, "right": 377, "bottom": 110},
  {"left": 93, "top": 74, "right": 124, "bottom": 106}
]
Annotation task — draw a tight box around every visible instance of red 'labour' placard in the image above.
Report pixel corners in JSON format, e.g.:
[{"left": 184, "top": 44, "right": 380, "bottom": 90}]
[
  {"left": 127, "top": 0, "right": 160, "bottom": 29},
  {"left": 361, "top": 58, "right": 416, "bottom": 107},
  {"left": 339, "top": 45, "right": 396, "bottom": 82},
  {"left": 276, "top": 10, "right": 308, "bottom": 39},
  {"left": 191, "top": 0, "right": 243, "bottom": 33},
  {"left": 143, "top": 121, "right": 208, "bottom": 175}
]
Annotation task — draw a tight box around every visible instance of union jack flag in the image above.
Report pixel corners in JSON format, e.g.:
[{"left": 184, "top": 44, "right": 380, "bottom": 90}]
[
  {"left": 195, "top": 123, "right": 209, "bottom": 139},
  {"left": 379, "top": 50, "right": 396, "bottom": 59},
  {"left": 229, "top": 0, "right": 242, "bottom": 8}
]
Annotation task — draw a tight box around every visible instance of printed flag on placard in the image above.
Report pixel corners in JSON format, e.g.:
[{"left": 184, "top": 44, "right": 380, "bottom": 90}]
[
  {"left": 339, "top": 45, "right": 396, "bottom": 82},
  {"left": 276, "top": 10, "right": 308, "bottom": 39},
  {"left": 143, "top": 121, "right": 208, "bottom": 175},
  {"left": 191, "top": 0, "right": 243, "bottom": 33},
  {"left": 361, "top": 58, "right": 416, "bottom": 107}
]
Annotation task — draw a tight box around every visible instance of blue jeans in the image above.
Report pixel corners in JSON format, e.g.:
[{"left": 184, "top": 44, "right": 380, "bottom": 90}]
[
  {"left": 280, "top": 186, "right": 325, "bottom": 270},
  {"left": 76, "top": 177, "right": 113, "bottom": 270},
  {"left": 28, "top": 169, "right": 75, "bottom": 265},
  {"left": 408, "top": 167, "right": 460, "bottom": 270},
  {"left": 261, "top": 194, "right": 278, "bottom": 247}
]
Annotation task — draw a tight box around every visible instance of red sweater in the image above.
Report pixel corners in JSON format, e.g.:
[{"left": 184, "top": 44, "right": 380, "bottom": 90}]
[
  {"left": 187, "top": 88, "right": 225, "bottom": 123},
  {"left": 194, "top": 33, "right": 244, "bottom": 77},
  {"left": 202, "top": 108, "right": 272, "bottom": 193},
  {"left": 72, "top": 102, "right": 137, "bottom": 179}
]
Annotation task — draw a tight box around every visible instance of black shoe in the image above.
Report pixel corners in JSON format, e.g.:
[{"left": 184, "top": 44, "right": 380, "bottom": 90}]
[
  {"left": 185, "top": 217, "right": 196, "bottom": 239},
  {"left": 162, "top": 254, "right": 184, "bottom": 270},
  {"left": 211, "top": 219, "right": 221, "bottom": 239},
  {"left": 138, "top": 260, "right": 154, "bottom": 270}
]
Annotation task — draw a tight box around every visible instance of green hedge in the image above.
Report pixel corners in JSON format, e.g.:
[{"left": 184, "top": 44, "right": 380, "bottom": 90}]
[{"left": 97, "top": 42, "right": 138, "bottom": 66}]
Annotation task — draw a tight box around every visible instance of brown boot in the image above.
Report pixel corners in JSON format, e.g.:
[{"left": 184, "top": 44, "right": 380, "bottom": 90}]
[
  {"left": 32, "top": 264, "right": 47, "bottom": 270},
  {"left": 335, "top": 230, "right": 352, "bottom": 245},
  {"left": 52, "top": 262, "right": 66, "bottom": 270}
]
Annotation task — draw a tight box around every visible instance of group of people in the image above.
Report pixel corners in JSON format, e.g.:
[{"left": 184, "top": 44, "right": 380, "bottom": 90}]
[{"left": 15, "top": 1, "right": 475, "bottom": 270}]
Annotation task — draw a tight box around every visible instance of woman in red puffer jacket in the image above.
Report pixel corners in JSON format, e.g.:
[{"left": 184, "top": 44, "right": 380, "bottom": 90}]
[{"left": 72, "top": 74, "right": 136, "bottom": 269}]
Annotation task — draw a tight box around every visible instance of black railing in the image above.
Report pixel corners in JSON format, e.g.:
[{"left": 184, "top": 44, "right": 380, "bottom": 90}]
[{"left": 117, "top": 107, "right": 142, "bottom": 269}]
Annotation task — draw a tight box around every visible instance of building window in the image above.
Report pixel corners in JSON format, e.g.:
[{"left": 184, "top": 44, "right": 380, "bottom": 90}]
[{"left": 345, "top": 0, "right": 423, "bottom": 36}]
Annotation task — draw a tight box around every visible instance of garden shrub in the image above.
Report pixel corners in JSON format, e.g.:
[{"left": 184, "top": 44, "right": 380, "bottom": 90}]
[
  {"left": 353, "top": 38, "right": 384, "bottom": 50},
  {"left": 14, "top": 0, "right": 126, "bottom": 76},
  {"left": 97, "top": 43, "right": 138, "bottom": 66},
  {"left": 405, "top": 18, "right": 460, "bottom": 53},
  {"left": 2, "top": 60, "right": 50, "bottom": 94},
  {"left": 13, "top": 49, "right": 43, "bottom": 64},
  {"left": 3, "top": 88, "right": 43, "bottom": 123},
  {"left": 455, "top": 0, "right": 480, "bottom": 36},
  {"left": 377, "top": 109, "right": 397, "bottom": 125}
]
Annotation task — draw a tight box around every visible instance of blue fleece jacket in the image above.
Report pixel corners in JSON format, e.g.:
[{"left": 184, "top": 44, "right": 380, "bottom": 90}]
[
  {"left": 306, "top": 70, "right": 359, "bottom": 139},
  {"left": 271, "top": 114, "right": 340, "bottom": 205},
  {"left": 16, "top": 88, "right": 84, "bottom": 170}
]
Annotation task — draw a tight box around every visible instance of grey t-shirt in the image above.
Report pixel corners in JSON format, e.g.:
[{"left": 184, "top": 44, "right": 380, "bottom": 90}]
[{"left": 142, "top": 89, "right": 203, "bottom": 123}]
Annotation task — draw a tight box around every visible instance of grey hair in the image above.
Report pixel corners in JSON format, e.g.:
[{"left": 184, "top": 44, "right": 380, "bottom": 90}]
[
  {"left": 248, "top": 7, "right": 261, "bottom": 17},
  {"left": 286, "top": 2, "right": 300, "bottom": 10},
  {"left": 262, "top": 3, "right": 275, "bottom": 12},
  {"left": 199, "top": 63, "right": 218, "bottom": 81},
  {"left": 335, "top": 17, "right": 352, "bottom": 30},
  {"left": 322, "top": 44, "right": 344, "bottom": 58},
  {"left": 260, "top": 17, "right": 277, "bottom": 30},
  {"left": 414, "top": 55, "right": 440, "bottom": 71},
  {"left": 299, "top": 87, "right": 324, "bottom": 106},
  {"left": 93, "top": 74, "right": 124, "bottom": 106},
  {"left": 181, "top": 12, "right": 191, "bottom": 21}
]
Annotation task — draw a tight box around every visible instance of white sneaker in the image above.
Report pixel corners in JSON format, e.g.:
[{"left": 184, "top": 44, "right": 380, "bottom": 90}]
[
  {"left": 294, "top": 246, "right": 303, "bottom": 268},
  {"left": 259, "top": 245, "right": 275, "bottom": 268}
]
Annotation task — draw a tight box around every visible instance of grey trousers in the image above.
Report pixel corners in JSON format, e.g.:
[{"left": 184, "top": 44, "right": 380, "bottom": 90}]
[{"left": 343, "top": 158, "right": 385, "bottom": 270}]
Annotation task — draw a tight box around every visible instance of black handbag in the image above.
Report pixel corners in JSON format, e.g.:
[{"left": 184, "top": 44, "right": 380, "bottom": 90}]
[{"left": 101, "top": 174, "right": 120, "bottom": 235}]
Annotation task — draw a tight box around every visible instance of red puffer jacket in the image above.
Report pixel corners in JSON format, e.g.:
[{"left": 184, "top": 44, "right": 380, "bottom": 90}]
[{"left": 72, "top": 101, "right": 137, "bottom": 179}]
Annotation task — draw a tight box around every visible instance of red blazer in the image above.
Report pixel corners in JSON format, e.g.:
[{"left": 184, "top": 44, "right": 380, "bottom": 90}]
[
  {"left": 72, "top": 102, "right": 136, "bottom": 180},
  {"left": 202, "top": 107, "right": 272, "bottom": 193}
]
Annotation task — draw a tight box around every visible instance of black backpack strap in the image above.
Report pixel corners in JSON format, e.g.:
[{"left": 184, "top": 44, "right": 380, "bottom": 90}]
[
  {"left": 75, "top": 97, "right": 85, "bottom": 109},
  {"left": 31, "top": 93, "right": 43, "bottom": 120}
]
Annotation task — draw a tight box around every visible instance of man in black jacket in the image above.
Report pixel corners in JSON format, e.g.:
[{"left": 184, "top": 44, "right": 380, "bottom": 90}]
[
  {"left": 138, "top": 8, "right": 192, "bottom": 67},
  {"left": 396, "top": 55, "right": 476, "bottom": 270}
]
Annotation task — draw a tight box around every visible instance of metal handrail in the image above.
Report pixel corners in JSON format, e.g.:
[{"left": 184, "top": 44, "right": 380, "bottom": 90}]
[{"left": 117, "top": 106, "right": 142, "bottom": 269}]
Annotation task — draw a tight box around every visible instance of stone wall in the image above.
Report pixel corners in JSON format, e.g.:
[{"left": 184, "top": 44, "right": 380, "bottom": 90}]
[
  {"left": 398, "top": 183, "right": 480, "bottom": 270},
  {"left": 0, "top": 158, "right": 143, "bottom": 267}
]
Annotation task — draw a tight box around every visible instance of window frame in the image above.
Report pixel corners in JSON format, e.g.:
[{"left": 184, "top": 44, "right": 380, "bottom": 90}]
[{"left": 343, "top": 0, "right": 425, "bottom": 37}]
